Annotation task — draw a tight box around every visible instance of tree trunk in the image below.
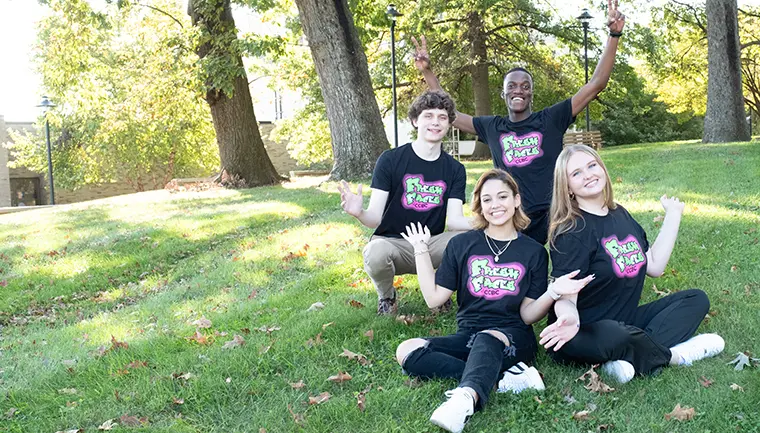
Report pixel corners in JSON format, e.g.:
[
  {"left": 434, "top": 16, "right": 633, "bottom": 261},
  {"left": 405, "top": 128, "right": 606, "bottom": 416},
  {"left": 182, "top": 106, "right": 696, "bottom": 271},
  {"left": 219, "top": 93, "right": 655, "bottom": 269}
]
[
  {"left": 467, "top": 12, "right": 492, "bottom": 159},
  {"left": 187, "top": 0, "right": 281, "bottom": 187},
  {"left": 704, "top": 0, "right": 751, "bottom": 142},
  {"left": 294, "top": 0, "right": 388, "bottom": 180}
]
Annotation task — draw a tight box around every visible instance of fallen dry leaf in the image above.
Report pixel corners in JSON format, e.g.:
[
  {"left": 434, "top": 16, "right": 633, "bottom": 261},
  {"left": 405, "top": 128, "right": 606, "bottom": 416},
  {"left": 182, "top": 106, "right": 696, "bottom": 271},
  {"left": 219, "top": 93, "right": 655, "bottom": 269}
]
[
  {"left": 222, "top": 334, "right": 246, "bottom": 350},
  {"left": 186, "top": 330, "right": 212, "bottom": 345},
  {"left": 288, "top": 404, "right": 305, "bottom": 425},
  {"left": 110, "top": 335, "right": 128, "bottom": 351},
  {"left": 125, "top": 360, "right": 148, "bottom": 369},
  {"left": 119, "top": 414, "right": 148, "bottom": 426},
  {"left": 533, "top": 396, "right": 543, "bottom": 404},
  {"left": 97, "top": 419, "right": 117, "bottom": 430},
  {"left": 652, "top": 284, "right": 671, "bottom": 297},
  {"left": 340, "top": 348, "right": 370, "bottom": 366},
  {"left": 327, "top": 371, "right": 352, "bottom": 384},
  {"left": 596, "top": 424, "right": 613, "bottom": 431},
  {"left": 172, "top": 397, "right": 184, "bottom": 405},
  {"left": 356, "top": 385, "right": 371, "bottom": 412},
  {"left": 573, "top": 410, "right": 591, "bottom": 421},
  {"left": 54, "top": 430, "right": 83, "bottom": 433},
  {"left": 6, "top": 408, "right": 18, "bottom": 419},
  {"left": 404, "top": 378, "right": 422, "bottom": 388},
  {"left": 247, "top": 290, "right": 258, "bottom": 300},
  {"left": 349, "top": 278, "right": 368, "bottom": 287},
  {"left": 664, "top": 404, "right": 694, "bottom": 421},
  {"left": 58, "top": 388, "right": 78, "bottom": 395},
  {"left": 192, "top": 317, "right": 212, "bottom": 329},
  {"left": 699, "top": 376, "right": 713, "bottom": 387},
  {"left": 322, "top": 322, "right": 335, "bottom": 330},
  {"left": 364, "top": 329, "right": 374, "bottom": 341},
  {"left": 172, "top": 372, "right": 194, "bottom": 381},
  {"left": 730, "top": 383, "right": 744, "bottom": 392},
  {"left": 727, "top": 352, "right": 760, "bottom": 370},
  {"left": 290, "top": 380, "right": 306, "bottom": 390},
  {"left": 259, "top": 344, "right": 272, "bottom": 354},
  {"left": 307, "top": 302, "right": 325, "bottom": 312},
  {"left": 255, "top": 326, "right": 281, "bottom": 335},
  {"left": 396, "top": 314, "right": 419, "bottom": 325},
  {"left": 576, "top": 366, "right": 615, "bottom": 393},
  {"left": 653, "top": 215, "right": 665, "bottom": 223},
  {"left": 309, "top": 391, "right": 331, "bottom": 405},
  {"left": 393, "top": 277, "right": 404, "bottom": 288},
  {"left": 349, "top": 299, "right": 365, "bottom": 309}
]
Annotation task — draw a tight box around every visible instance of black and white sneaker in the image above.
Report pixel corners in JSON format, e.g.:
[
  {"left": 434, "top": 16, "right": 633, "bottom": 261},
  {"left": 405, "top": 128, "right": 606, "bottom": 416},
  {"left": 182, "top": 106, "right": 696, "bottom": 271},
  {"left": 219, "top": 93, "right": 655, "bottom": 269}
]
[{"left": 496, "top": 362, "right": 545, "bottom": 394}]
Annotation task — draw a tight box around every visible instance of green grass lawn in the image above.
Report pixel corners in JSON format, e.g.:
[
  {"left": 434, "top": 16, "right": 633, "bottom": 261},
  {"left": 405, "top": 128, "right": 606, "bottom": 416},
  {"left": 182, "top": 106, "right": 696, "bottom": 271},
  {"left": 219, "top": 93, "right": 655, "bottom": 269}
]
[{"left": 1, "top": 140, "right": 759, "bottom": 432}]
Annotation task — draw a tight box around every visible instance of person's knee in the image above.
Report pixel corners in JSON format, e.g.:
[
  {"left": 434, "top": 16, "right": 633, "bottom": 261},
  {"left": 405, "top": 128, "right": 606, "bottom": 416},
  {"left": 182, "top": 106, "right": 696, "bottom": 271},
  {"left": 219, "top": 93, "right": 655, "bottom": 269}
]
[
  {"left": 597, "top": 320, "right": 632, "bottom": 348},
  {"left": 363, "top": 239, "right": 394, "bottom": 270},
  {"left": 687, "top": 289, "right": 710, "bottom": 315},
  {"left": 396, "top": 338, "right": 427, "bottom": 366},
  {"left": 479, "top": 329, "right": 509, "bottom": 346}
]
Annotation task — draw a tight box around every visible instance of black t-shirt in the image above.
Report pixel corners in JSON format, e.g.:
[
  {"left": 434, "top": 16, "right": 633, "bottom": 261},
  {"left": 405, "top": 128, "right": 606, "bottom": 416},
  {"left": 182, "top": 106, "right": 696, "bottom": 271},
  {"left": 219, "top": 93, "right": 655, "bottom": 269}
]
[
  {"left": 435, "top": 230, "right": 548, "bottom": 330},
  {"left": 549, "top": 206, "right": 650, "bottom": 325},
  {"left": 371, "top": 143, "right": 466, "bottom": 238},
  {"left": 472, "top": 99, "right": 575, "bottom": 215}
]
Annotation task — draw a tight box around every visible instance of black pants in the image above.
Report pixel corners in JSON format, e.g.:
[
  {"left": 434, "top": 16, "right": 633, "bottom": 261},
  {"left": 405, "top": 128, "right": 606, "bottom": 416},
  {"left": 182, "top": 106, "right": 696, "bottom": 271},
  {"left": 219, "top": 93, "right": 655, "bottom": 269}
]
[
  {"left": 549, "top": 289, "right": 710, "bottom": 375},
  {"left": 402, "top": 326, "right": 536, "bottom": 410},
  {"left": 523, "top": 209, "right": 549, "bottom": 245}
]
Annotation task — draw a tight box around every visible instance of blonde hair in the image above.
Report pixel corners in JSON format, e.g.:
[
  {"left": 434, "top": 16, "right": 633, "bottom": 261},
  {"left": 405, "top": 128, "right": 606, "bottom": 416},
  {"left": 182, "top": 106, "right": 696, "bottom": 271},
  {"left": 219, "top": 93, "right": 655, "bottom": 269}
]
[
  {"left": 471, "top": 169, "right": 530, "bottom": 232},
  {"left": 548, "top": 145, "right": 616, "bottom": 248}
]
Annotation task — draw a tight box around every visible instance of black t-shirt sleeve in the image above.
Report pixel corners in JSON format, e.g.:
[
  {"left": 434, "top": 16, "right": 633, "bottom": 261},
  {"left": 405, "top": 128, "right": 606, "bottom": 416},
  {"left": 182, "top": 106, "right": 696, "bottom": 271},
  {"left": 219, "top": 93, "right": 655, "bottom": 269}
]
[
  {"left": 550, "top": 231, "right": 592, "bottom": 278},
  {"left": 434, "top": 240, "right": 459, "bottom": 292},
  {"left": 450, "top": 162, "right": 467, "bottom": 202},
  {"left": 526, "top": 247, "right": 549, "bottom": 300},
  {"left": 369, "top": 150, "right": 393, "bottom": 192},
  {"left": 545, "top": 98, "right": 575, "bottom": 131},
  {"left": 472, "top": 115, "right": 497, "bottom": 143}
]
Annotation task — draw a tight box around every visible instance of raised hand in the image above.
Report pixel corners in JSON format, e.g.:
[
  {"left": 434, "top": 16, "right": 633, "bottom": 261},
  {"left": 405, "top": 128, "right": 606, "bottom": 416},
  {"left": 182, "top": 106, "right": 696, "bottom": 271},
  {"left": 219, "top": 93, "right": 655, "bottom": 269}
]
[
  {"left": 539, "top": 313, "right": 580, "bottom": 351},
  {"left": 607, "top": 0, "right": 626, "bottom": 33},
  {"left": 400, "top": 222, "right": 431, "bottom": 252},
  {"left": 660, "top": 194, "right": 685, "bottom": 215},
  {"left": 338, "top": 180, "right": 364, "bottom": 218},
  {"left": 550, "top": 270, "right": 595, "bottom": 296},
  {"left": 411, "top": 35, "right": 431, "bottom": 72}
]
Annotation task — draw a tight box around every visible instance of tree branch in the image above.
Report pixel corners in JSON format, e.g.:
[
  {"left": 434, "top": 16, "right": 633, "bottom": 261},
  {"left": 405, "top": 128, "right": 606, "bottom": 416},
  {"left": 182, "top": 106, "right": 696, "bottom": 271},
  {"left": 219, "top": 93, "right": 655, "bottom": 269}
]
[
  {"left": 137, "top": 3, "right": 184, "bottom": 28},
  {"left": 374, "top": 82, "right": 412, "bottom": 91},
  {"left": 431, "top": 17, "right": 466, "bottom": 26},
  {"left": 741, "top": 40, "right": 760, "bottom": 50}
]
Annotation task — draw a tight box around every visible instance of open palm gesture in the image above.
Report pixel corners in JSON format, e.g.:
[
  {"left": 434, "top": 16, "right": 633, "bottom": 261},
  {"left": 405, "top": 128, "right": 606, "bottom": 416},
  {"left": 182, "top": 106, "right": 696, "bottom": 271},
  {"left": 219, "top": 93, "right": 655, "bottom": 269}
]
[
  {"left": 607, "top": 0, "right": 626, "bottom": 33},
  {"left": 338, "top": 180, "right": 364, "bottom": 218},
  {"left": 411, "top": 35, "right": 431, "bottom": 71}
]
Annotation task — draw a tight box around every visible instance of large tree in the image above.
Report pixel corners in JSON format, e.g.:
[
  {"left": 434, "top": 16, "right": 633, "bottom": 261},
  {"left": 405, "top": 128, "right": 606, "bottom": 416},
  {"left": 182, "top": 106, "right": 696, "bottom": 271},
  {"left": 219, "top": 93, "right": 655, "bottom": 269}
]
[
  {"left": 187, "top": 0, "right": 281, "bottom": 187},
  {"left": 293, "top": 0, "right": 389, "bottom": 180},
  {"left": 704, "top": 0, "right": 750, "bottom": 142}
]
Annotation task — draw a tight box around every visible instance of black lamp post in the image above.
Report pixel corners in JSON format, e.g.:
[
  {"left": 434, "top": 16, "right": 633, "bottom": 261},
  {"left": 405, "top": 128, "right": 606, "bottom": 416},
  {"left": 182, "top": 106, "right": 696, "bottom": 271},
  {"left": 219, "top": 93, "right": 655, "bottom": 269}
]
[
  {"left": 577, "top": 8, "right": 593, "bottom": 132},
  {"left": 36, "top": 96, "right": 56, "bottom": 205},
  {"left": 386, "top": 4, "right": 402, "bottom": 148}
]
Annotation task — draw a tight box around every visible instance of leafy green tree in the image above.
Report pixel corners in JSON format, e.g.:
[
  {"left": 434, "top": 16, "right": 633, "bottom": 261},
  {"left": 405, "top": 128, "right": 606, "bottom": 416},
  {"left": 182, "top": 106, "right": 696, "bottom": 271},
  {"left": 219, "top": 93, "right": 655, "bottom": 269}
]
[{"left": 8, "top": 0, "right": 218, "bottom": 191}]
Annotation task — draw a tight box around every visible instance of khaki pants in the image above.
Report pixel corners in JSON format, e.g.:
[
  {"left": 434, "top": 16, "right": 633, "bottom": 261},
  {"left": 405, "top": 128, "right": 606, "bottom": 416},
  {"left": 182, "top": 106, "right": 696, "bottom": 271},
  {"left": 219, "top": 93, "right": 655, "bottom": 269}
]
[{"left": 362, "top": 231, "right": 460, "bottom": 300}]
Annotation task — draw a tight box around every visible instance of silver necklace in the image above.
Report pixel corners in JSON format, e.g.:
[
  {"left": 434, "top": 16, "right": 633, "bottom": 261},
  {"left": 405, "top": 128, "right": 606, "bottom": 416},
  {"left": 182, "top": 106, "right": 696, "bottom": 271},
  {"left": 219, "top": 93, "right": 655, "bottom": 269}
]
[{"left": 484, "top": 231, "right": 514, "bottom": 262}]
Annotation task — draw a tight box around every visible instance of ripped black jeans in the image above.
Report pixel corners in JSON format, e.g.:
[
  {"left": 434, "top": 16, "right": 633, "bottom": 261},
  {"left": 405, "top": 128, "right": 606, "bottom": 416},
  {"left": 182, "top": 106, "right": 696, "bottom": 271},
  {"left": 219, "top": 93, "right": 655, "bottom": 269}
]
[{"left": 402, "top": 326, "right": 536, "bottom": 410}]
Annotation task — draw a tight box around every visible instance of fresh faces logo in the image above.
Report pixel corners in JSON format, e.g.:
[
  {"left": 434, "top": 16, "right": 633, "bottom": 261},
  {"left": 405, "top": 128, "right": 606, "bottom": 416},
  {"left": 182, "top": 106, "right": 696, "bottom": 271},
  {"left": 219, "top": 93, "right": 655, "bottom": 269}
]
[
  {"left": 499, "top": 131, "right": 544, "bottom": 167},
  {"left": 466, "top": 256, "right": 524, "bottom": 301},
  {"left": 401, "top": 174, "right": 447, "bottom": 212},
  {"left": 601, "top": 235, "right": 646, "bottom": 278}
]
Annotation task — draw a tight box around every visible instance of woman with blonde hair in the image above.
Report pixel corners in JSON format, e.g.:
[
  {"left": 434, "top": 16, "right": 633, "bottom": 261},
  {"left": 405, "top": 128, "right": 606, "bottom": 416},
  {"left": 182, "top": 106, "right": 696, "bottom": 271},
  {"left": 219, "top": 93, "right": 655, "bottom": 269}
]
[
  {"left": 540, "top": 145, "right": 725, "bottom": 383},
  {"left": 395, "top": 169, "right": 592, "bottom": 433}
]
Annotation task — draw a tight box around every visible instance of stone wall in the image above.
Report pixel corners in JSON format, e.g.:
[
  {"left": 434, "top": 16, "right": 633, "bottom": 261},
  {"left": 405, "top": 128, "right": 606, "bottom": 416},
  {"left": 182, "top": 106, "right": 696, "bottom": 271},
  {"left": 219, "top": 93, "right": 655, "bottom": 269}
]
[
  {"left": 55, "top": 182, "right": 138, "bottom": 204},
  {"left": 260, "top": 121, "right": 299, "bottom": 176}
]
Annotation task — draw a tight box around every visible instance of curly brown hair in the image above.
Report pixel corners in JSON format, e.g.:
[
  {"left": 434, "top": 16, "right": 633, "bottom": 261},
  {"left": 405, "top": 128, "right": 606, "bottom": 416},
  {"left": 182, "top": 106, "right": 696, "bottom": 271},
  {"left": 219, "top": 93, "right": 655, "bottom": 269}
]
[{"left": 407, "top": 90, "right": 456, "bottom": 125}]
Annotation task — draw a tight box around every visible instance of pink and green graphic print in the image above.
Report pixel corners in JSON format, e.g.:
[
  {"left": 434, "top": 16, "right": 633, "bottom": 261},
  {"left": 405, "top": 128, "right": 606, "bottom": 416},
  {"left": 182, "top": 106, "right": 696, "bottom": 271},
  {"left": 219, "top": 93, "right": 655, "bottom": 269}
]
[
  {"left": 499, "top": 131, "right": 544, "bottom": 167},
  {"left": 466, "top": 256, "right": 525, "bottom": 301},
  {"left": 401, "top": 174, "right": 447, "bottom": 212},
  {"left": 601, "top": 235, "right": 646, "bottom": 278}
]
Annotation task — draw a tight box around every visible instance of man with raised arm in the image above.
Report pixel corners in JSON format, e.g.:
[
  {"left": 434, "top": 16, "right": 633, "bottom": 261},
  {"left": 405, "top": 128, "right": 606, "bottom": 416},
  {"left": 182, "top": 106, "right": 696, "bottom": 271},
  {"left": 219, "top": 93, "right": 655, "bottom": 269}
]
[{"left": 412, "top": 0, "right": 625, "bottom": 245}]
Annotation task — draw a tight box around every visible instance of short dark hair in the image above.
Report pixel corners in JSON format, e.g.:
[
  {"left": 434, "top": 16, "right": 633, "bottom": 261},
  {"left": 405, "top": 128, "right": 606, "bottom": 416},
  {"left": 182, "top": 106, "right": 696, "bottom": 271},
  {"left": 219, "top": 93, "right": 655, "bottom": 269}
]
[
  {"left": 503, "top": 67, "right": 533, "bottom": 82},
  {"left": 407, "top": 90, "right": 456, "bottom": 125}
]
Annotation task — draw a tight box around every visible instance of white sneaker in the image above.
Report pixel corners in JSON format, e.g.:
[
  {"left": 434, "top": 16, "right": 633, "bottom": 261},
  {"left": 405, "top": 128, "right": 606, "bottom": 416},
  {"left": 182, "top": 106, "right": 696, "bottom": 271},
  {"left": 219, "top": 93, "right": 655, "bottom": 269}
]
[
  {"left": 602, "top": 360, "right": 635, "bottom": 383},
  {"left": 496, "top": 362, "right": 545, "bottom": 394},
  {"left": 670, "top": 333, "right": 725, "bottom": 365},
  {"left": 429, "top": 388, "right": 475, "bottom": 433}
]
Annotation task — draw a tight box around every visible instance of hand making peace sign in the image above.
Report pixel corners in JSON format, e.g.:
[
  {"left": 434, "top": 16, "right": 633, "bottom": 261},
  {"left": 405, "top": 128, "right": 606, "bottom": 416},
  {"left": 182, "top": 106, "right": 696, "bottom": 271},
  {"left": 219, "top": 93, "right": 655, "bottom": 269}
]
[
  {"left": 411, "top": 35, "right": 431, "bottom": 72},
  {"left": 607, "top": 0, "right": 626, "bottom": 34}
]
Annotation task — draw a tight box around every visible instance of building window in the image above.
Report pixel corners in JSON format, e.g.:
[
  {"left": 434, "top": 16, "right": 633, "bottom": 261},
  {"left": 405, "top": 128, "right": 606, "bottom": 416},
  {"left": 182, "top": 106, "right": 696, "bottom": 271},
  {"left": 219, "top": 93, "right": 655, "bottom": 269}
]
[{"left": 10, "top": 178, "right": 41, "bottom": 206}]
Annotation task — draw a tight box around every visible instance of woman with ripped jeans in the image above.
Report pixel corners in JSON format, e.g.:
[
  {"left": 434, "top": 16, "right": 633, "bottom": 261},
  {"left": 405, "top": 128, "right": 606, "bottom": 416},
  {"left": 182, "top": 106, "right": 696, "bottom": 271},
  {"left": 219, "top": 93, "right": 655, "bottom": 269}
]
[{"left": 395, "top": 169, "right": 593, "bottom": 433}]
